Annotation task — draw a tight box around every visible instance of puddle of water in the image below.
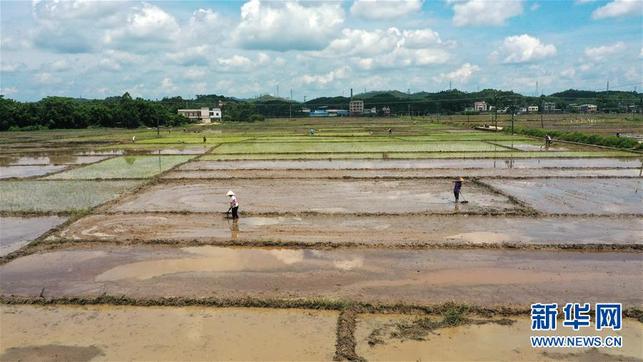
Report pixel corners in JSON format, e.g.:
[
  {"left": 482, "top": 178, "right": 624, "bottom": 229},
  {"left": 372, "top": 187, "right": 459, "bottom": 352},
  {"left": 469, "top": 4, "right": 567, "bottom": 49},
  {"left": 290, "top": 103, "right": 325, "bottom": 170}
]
[
  {"left": 0, "top": 304, "right": 337, "bottom": 361},
  {"left": 356, "top": 315, "right": 643, "bottom": 361},
  {"left": 485, "top": 178, "right": 643, "bottom": 215},
  {"left": 0, "top": 165, "right": 67, "bottom": 179},
  {"left": 0, "top": 216, "right": 67, "bottom": 256}
]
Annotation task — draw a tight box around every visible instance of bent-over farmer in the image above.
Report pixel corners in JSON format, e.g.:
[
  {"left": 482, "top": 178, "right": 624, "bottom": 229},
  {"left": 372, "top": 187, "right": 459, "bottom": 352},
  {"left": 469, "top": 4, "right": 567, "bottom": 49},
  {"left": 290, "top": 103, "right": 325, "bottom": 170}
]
[
  {"left": 453, "top": 177, "right": 463, "bottom": 203},
  {"left": 227, "top": 190, "right": 239, "bottom": 219}
]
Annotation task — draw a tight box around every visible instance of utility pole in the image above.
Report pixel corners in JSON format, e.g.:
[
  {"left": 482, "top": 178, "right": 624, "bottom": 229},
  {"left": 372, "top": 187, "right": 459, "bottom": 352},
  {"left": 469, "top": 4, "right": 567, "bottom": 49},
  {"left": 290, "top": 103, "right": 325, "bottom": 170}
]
[
  {"left": 289, "top": 89, "right": 292, "bottom": 119},
  {"left": 540, "top": 95, "right": 544, "bottom": 128}
]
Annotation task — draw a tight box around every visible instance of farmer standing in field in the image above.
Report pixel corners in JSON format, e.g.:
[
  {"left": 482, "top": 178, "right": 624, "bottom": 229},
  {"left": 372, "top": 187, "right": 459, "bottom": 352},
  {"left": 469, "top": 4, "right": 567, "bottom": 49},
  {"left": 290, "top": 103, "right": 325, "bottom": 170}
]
[
  {"left": 453, "top": 177, "right": 463, "bottom": 203},
  {"left": 227, "top": 190, "right": 239, "bottom": 219}
]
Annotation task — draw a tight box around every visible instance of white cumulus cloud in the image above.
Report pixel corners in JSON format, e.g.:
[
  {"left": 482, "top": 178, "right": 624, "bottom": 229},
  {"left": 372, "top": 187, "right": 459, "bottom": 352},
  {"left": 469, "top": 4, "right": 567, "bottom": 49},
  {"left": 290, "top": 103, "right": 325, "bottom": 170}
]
[
  {"left": 584, "top": 41, "right": 626, "bottom": 61},
  {"left": 448, "top": 0, "right": 524, "bottom": 27},
  {"left": 493, "top": 34, "right": 556, "bottom": 63},
  {"left": 350, "top": 0, "right": 423, "bottom": 20},
  {"left": 433, "top": 63, "right": 480, "bottom": 83},
  {"left": 592, "top": 0, "right": 642, "bottom": 19},
  {"left": 299, "top": 66, "right": 350, "bottom": 86},
  {"left": 104, "top": 3, "right": 180, "bottom": 51},
  {"left": 234, "top": 0, "right": 344, "bottom": 51}
]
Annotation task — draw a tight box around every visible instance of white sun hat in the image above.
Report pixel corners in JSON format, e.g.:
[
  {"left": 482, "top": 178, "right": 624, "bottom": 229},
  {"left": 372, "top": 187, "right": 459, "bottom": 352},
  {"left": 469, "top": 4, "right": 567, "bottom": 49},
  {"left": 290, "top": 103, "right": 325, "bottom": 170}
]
[{"left": 226, "top": 190, "right": 235, "bottom": 196}]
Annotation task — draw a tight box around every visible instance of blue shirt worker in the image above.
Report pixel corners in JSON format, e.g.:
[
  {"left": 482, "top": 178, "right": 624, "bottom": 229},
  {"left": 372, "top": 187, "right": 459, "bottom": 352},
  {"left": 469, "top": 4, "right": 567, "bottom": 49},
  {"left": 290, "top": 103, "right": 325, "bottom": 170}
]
[
  {"left": 227, "top": 190, "right": 239, "bottom": 219},
  {"left": 453, "top": 177, "right": 463, "bottom": 202}
]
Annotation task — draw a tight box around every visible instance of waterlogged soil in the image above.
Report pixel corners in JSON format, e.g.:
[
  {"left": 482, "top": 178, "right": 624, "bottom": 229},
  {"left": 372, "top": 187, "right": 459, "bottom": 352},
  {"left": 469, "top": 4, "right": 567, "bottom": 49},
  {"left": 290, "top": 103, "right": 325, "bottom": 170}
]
[
  {"left": 163, "top": 168, "right": 642, "bottom": 179},
  {"left": 0, "top": 304, "right": 337, "bottom": 361},
  {"left": 484, "top": 178, "right": 643, "bottom": 215},
  {"left": 57, "top": 213, "right": 643, "bottom": 247},
  {"left": 111, "top": 179, "right": 520, "bottom": 214},
  {"left": 0, "top": 216, "right": 66, "bottom": 256},
  {"left": 355, "top": 315, "right": 643, "bottom": 361},
  {"left": 180, "top": 158, "right": 643, "bottom": 170},
  {"left": 0, "top": 155, "right": 110, "bottom": 166},
  {"left": 1, "top": 246, "right": 641, "bottom": 307},
  {"left": 0, "top": 165, "right": 66, "bottom": 179}
]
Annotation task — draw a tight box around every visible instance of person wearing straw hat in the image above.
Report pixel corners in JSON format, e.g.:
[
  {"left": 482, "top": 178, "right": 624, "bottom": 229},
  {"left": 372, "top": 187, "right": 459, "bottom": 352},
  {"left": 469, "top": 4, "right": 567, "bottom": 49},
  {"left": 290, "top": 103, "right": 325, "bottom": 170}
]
[
  {"left": 453, "top": 177, "right": 464, "bottom": 203},
  {"left": 226, "top": 190, "right": 239, "bottom": 219}
]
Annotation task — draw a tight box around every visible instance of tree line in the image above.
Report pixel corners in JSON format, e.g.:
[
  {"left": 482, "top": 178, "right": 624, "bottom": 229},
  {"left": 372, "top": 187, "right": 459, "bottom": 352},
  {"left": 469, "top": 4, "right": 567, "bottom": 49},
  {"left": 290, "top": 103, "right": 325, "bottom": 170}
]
[{"left": 1, "top": 88, "right": 641, "bottom": 131}]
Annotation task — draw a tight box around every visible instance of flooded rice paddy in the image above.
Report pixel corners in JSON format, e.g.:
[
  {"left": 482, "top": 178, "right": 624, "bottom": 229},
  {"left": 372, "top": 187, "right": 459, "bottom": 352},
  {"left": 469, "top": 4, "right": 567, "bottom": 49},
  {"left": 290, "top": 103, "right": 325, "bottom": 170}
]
[
  {"left": 180, "top": 158, "right": 643, "bottom": 170},
  {"left": 1, "top": 124, "right": 641, "bottom": 360},
  {"left": 355, "top": 315, "right": 643, "bottom": 361},
  {"left": 111, "top": 179, "right": 520, "bottom": 214},
  {"left": 57, "top": 213, "right": 643, "bottom": 247},
  {"left": 484, "top": 178, "right": 643, "bottom": 215},
  {"left": 0, "top": 165, "right": 67, "bottom": 179},
  {"left": 2, "top": 246, "right": 641, "bottom": 306},
  {"left": 0, "top": 216, "right": 66, "bottom": 256},
  {"left": 0, "top": 304, "right": 337, "bottom": 361}
]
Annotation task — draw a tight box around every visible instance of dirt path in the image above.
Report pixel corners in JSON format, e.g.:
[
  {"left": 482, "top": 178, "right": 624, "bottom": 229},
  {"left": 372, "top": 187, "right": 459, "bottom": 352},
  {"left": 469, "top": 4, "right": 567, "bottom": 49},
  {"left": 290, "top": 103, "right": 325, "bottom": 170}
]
[
  {"left": 2, "top": 246, "right": 641, "bottom": 307},
  {"left": 56, "top": 213, "right": 643, "bottom": 248}
]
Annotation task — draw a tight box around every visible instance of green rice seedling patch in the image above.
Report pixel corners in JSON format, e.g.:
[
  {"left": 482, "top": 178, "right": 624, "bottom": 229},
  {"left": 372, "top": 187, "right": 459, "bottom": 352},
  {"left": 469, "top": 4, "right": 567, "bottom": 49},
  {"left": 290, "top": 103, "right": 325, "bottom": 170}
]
[
  {"left": 211, "top": 141, "right": 510, "bottom": 154},
  {"left": 0, "top": 180, "right": 142, "bottom": 212},
  {"left": 46, "top": 155, "right": 193, "bottom": 179}
]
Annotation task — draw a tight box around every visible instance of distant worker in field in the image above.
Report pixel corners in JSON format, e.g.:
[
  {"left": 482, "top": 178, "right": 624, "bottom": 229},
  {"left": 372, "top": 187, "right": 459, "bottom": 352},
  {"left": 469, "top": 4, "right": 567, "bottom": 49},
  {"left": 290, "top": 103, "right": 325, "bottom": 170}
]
[
  {"left": 131, "top": 135, "right": 136, "bottom": 143},
  {"left": 226, "top": 190, "right": 239, "bottom": 219},
  {"left": 388, "top": 128, "right": 392, "bottom": 136},
  {"left": 309, "top": 128, "right": 315, "bottom": 136},
  {"left": 453, "top": 177, "right": 464, "bottom": 203},
  {"left": 203, "top": 136, "right": 207, "bottom": 143},
  {"left": 544, "top": 134, "right": 552, "bottom": 148}
]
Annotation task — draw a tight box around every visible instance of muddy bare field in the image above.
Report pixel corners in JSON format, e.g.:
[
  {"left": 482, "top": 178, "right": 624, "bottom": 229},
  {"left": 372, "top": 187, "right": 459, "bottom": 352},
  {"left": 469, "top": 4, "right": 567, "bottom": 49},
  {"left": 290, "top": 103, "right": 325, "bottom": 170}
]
[
  {"left": 56, "top": 213, "right": 643, "bottom": 248},
  {"left": 180, "top": 158, "right": 643, "bottom": 170},
  {"left": 110, "top": 179, "right": 522, "bottom": 214},
  {"left": 1, "top": 246, "right": 641, "bottom": 307}
]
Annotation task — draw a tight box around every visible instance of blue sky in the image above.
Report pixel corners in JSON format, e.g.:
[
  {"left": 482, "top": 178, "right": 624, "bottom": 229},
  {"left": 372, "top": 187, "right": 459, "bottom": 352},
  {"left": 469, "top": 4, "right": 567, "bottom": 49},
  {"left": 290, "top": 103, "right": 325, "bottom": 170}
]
[{"left": 1, "top": 0, "right": 641, "bottom": 101}]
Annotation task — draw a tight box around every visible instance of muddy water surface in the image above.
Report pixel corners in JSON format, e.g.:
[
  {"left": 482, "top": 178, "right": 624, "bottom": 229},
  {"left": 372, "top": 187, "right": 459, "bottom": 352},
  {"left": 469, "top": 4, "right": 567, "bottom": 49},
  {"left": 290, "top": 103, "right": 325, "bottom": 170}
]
[
  {"left": 111, "top": 179, "right": 520, "bottom": 214},
  {"left": 0, "top": 304, "right": 337, "bottom": 361},
  {"left": 485, "top": 178, "right": 643, "bottom": 215},
  {"left": 1, "top": 246, "right": 641, "bottom": 306},
  {"left": 0, "top": 216, "right": 66, "bottom": 256},
  {"left": 180, "top": 158, "right": 643, "bottom": 170},
  {"left": 58, "top": 213, "right": 643, "bottom": 246},
  {"left": 0, "top": 165, "right": 66, "bottom": 179},
  {"left": 163, "top": 168, "right": 642, "bottom": 179},
  {"left": 355, "top": 315, "right": 643, "bottom": 361},
  {"left": 0, "top": 155, "right": 110, "bottom": 166}
]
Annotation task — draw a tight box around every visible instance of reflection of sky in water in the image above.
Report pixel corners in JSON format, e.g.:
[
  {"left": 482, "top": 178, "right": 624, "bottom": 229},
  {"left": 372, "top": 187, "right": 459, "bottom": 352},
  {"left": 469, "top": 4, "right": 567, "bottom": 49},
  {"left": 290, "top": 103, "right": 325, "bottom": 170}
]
[{"left": 95, "top": 247, "right": 365, "bottom": 282}]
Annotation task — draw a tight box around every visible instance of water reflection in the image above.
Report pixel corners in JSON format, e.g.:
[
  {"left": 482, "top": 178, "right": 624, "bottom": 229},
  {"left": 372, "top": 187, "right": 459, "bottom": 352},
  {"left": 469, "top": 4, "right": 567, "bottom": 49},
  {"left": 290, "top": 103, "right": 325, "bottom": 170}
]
[{"left": 95, "top": 246, "right": 366, "bottom": 281}]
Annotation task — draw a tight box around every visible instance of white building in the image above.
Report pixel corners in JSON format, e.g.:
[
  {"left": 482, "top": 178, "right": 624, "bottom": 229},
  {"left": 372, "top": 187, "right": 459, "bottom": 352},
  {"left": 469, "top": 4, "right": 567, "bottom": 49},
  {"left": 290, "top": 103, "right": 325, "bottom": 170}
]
[
  {"left": 349, "top": 100, "right": 364, "bottom": 115},
  {"left": 528, "top": 105, "right": 539, "bottom": 113},
  {"left": 473, "top": 101, "right": 488, "bottom": 112},
  {"left": 177, "top": 107, "right": 222, "bottom": 124}
]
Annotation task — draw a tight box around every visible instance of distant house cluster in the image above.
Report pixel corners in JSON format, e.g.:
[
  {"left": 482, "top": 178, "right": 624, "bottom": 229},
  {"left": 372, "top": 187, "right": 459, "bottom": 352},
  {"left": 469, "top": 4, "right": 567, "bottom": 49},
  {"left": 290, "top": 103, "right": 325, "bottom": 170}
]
[
  {"left": 466, "top": 100, "right": 598, "bottom": 114},
  {"left": 177, "top": 107, "right": 222, "bottom": 124},
  {"left": 304, "top": 100, "right": 384, "bottom": 117}
]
